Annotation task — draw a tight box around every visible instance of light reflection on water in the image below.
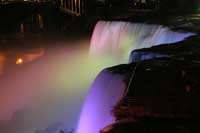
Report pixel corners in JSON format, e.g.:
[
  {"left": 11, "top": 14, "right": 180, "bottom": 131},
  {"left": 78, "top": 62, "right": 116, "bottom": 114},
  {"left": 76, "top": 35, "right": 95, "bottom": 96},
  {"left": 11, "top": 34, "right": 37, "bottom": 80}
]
[
  {"left": 0, "top": 37, "right": 117, "bottom": 133},
  {"left": 0, "top": 7, "right": 96, "bottom": 133},
  {"left": 15, "top": 48, "right": 45, "bottom": 64},
  {"left": 19, "top": 13, "right": 44, "bottom": 34},
  {"left": 17, "top": 13, "right": 45, "bottom": 42},
  {"left": 0, "top": 48, "right": 45, "bottom": 75}
]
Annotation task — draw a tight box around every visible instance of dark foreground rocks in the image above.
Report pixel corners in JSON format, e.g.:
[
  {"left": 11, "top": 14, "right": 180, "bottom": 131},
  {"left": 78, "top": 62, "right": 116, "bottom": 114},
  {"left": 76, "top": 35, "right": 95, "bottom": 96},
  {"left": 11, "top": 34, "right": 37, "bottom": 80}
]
[{"left": 100, "top": 35, "right": 200, "bottom": 133}]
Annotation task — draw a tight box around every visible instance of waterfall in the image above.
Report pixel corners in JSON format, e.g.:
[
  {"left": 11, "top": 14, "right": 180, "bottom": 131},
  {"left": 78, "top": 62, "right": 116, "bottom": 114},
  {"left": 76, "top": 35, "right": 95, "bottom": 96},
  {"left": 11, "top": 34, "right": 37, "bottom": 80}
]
[
  {"left": 77, "top": 21, "right": 194, "bottom": 133},
  {"left": 76, "top": 69, "right": 126, "bottom": 133},
  {"left": 90, "top": 21, "right": 194, "bottom": 62}
]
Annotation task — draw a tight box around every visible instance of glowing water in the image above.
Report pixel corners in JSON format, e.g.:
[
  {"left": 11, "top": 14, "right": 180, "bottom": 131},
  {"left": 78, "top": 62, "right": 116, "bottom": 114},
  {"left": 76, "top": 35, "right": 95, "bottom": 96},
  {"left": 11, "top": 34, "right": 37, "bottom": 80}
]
[
  {"left": 0, "top": 21, "right": 193, "bottom": 133},
  {"left": 90, "top": 21, "right": 194, "bottom": 62},
  {"left": 76, "top": 69, "right": 126, "bottom": 133},
  {"left": 77, "top": 21, "right": 194, "bottom": 133},
  {"left": 0, "top": 39, "right": 119, "bottom": 133}
]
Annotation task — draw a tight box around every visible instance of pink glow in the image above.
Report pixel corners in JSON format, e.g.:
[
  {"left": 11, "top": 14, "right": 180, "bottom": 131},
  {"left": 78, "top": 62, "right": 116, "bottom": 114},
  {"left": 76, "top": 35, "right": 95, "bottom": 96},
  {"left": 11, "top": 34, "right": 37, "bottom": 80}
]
[
  {"left": 77, "top": 21, "right": 194, "bottom": 133},
  {"left": 90, "top": 21, "right": 194, "bottom": 62}
]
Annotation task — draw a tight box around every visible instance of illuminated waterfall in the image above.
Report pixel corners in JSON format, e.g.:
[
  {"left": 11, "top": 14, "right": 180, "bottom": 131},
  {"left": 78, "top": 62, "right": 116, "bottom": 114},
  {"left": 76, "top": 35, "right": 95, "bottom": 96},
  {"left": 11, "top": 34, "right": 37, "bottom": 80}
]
[
  {"left": 90, "top": 21, "right": 194, "bottom": 62},
  {"left": 77, "top": 21, "right": 194, "bottom": 133},
  {"left": 76, "top": 69, "right": 126, "bottom": 133}
]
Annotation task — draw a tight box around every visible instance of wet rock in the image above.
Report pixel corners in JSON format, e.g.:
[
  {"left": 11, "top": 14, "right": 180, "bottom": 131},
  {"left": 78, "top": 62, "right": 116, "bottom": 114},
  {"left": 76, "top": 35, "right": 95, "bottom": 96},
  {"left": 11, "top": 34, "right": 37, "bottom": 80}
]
[
  {"left": 129, "top": 35, "right": 200, "bottom": 63},
  {"left": 129, "top": 50, "right": 169, "bottom": 63},
  {"left": 101, "top": 117, "right": 200, "bottom": 133},
  {"left": 100, "top": 58, "right": 200, "bottom": 132}
]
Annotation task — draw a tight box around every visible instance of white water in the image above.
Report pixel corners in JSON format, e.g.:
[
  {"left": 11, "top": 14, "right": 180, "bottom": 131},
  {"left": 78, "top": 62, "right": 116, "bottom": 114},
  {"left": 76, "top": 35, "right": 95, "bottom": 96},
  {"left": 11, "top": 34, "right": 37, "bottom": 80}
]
[
  {"left": 90, "top": 21, "right": 194, "bottom": 62},
  {"left": 77, "top": 21, "right": 194, "bottom": 133},
  {"left": 76, "top": 69, "right": 126, "bottom": 133}
]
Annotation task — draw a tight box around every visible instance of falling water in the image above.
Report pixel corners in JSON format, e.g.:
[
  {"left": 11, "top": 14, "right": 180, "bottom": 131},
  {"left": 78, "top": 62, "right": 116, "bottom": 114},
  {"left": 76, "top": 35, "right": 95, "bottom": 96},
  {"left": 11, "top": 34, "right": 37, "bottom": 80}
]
[
  {"left": 90, "top": 21, "right": 194, "bottom": 62},
  {"left": 0, "top": 19, "right": 194, "bottom": 133},
  {"left": 76, "top": 68, "right": 126, "bottom": 133},
  {"left": 0, "top": 39, "right": 119, "bottom": 133},
  {"left": 77, "top": 21, "right": 194, "bottom": 133}
]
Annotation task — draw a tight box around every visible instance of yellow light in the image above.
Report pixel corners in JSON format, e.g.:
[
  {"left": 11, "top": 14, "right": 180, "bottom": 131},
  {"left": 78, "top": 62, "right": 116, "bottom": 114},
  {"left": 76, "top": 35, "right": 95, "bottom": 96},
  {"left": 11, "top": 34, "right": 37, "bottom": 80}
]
[{"left": 16, "top": 58, "right": 24, "bottom": 65}]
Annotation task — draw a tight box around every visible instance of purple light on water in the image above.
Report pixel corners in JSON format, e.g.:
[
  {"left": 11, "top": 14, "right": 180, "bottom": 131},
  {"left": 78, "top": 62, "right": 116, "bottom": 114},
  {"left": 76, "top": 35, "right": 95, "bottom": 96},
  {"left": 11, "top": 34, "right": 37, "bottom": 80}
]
[
  {"left": 77, "top": 21, "right": 194, "bottom": 133},
  {"left": 76, "top": 69, "right": 126, "bottom": 133}
]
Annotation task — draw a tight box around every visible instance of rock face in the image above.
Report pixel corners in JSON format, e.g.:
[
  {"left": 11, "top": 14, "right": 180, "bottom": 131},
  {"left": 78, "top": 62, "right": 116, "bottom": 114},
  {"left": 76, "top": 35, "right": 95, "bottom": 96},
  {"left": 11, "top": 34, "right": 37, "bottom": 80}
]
[
  {"left": 100, "top": 35, "right": 200, "bottom": 132},
  {"left": 100, "top": 118, "right": 200, "bottom": 133},
  {"left": 115, "top": 59, "right": 200, "bottom": 119},
  {"left": 129, "top": 51, "right": 169, "bottom": 63},
  {"left": 129, "top": 36, "right": 200, "bottom": 63}
]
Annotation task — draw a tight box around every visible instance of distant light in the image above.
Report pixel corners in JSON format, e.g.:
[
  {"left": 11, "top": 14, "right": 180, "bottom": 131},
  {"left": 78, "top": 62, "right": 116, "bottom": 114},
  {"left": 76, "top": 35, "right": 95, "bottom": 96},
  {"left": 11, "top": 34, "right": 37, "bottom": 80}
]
[{"left": 16, "top": 58, "right": 24, "bottom": 65}]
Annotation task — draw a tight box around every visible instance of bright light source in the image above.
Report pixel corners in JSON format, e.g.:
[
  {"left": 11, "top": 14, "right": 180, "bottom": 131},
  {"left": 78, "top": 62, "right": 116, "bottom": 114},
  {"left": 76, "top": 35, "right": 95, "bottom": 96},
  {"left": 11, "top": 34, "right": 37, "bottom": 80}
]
[{"left": 16, "top": 58, "right": 24, "bottom": 65}]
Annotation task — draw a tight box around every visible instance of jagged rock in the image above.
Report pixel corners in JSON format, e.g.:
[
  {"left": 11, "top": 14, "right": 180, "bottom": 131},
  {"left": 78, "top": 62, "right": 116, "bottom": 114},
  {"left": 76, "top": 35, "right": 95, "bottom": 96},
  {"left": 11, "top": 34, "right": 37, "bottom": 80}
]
[
  {"left": 129, "top": 50, "right": 169, "bottom": 63},
  {"left": 100, "top": 117, "right": 200, "bottom": 133},
  {"left": 129, "top": 36, "right": 200, "bottom": 63},
  {"left": 100, "top": 58, "right": 200, "bottom": 132}
]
